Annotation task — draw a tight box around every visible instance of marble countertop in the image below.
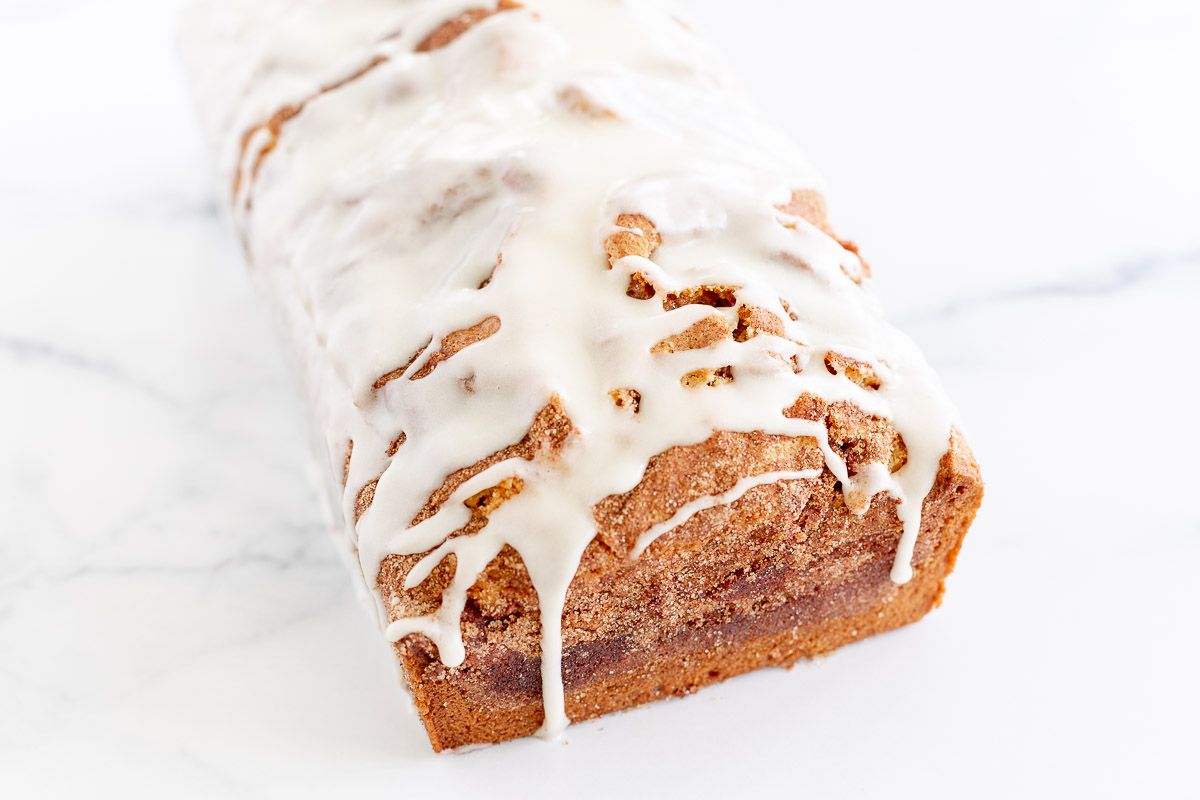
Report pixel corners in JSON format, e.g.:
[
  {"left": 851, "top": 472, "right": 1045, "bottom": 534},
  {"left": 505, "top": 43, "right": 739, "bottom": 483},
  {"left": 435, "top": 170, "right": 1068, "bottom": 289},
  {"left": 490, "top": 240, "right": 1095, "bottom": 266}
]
[{"left": 2, "top": 1, "right": 1197, "bottom": 797}]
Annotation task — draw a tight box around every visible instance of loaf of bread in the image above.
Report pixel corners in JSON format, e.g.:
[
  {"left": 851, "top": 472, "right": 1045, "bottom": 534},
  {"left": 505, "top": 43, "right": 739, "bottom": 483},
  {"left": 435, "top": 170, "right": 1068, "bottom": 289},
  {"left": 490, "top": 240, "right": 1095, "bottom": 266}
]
[{"left": 183, "top": 0, "right": 983, "bottom": 751}]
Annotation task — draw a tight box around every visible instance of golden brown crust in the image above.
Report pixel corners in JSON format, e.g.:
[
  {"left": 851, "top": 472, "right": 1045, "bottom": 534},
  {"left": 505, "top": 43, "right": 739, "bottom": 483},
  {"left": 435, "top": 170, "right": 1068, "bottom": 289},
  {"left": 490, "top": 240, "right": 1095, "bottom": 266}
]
[
  {"left": 465, "top": 476, "right": 526, "bottom": 515},
  {"left": 415, "top": 1, "right": 521, "bottom": 53},
  {"left": 733, "top": 304, "right": 787, "bottom": 342},
  {"left": 366, "top": 206, "right": 977, "bottom": 751},
  {"left": 776, "top": 189, "right": 872, "bottom": 282},
  {"left": 783, "top": 392, "right": 908, "bottom": 474},
  {"left": 680, "top": 366, "right": 735, "bottom": 389},
  {"left": 824, "top": 351, "right": 883, "bottom": 391},
  {"left": 372, "top": 317, "right": 502, "bottom": 391},
  {"left": 226, "top": 5, "right": 980, "bottom": 752},
  {"left": 652, "top": 314, "right": 733, "bottom": 354},
  {"left": 373, "top": 338, "right": 432, "bottom": 390},
  {"left": 355, "top": 478, "right": 378, "bottom": 523},
  {"left": 385, "top": 429, "right": 981, "bottom": 751},
  {"left": 608, "top": 388, "right": 642, "bottom": 414},
  {"left": 375, "top": 395, "right": 979, "bottom": 751},
  {"left": 625, "top": 271, "right": 657, "bottom": 300},
  {"left": 409, "top": 316, "right": 502, "bottom": 382},
  {"left": 385, "top": 431, "right": 408, "bottom": 458},
  {"left": 662, "top": 284, "right": 739, "bottom": 311},
  {"left": 777, "top": 188, "right": 835, "bottom": 235},
  {"left": 605, "top": 213, "right": 661, "bottom": 266},
  {"left": 411, "top": 398, "right": 574, "bottom": 526}
]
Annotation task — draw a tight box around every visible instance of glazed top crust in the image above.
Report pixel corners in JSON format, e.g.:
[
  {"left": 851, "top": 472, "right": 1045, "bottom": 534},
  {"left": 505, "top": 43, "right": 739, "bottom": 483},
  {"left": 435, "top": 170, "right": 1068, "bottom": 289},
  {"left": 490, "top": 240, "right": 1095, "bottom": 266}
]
[{"left": 182, "top": 0, "right": 968, "bottom": 737}]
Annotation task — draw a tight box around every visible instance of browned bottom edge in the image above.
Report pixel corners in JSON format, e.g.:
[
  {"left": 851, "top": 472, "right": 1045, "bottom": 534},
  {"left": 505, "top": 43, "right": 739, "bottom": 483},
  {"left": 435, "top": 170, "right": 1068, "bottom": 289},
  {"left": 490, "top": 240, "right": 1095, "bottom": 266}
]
[{"left": 399, "top": 526, "right": 965, "bottom": 752}]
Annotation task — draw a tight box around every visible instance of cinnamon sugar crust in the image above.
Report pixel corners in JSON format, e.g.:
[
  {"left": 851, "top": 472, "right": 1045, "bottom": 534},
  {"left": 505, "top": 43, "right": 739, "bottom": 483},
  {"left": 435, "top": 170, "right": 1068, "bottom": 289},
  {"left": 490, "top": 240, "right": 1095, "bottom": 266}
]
[
  {"left": 777, "top": 189, "right": 872, "bottom": 282},
  {"left": 233, "top": 2, "right": 522, "bottom": 201},
  {"left": 415, "top": 1, "right": 522, "bottom": 53},
  {"left": 824, "top": 350, "right": 884, "bottom": 391},
  {"left": 652, "top": 314, "right": 733, "bottom": 354},
  {"left": 359, "top": 199, "right": 966, "bottom": 750},
  {"left": 382, "top": 427, "right": 981, "bottom": 750},
  {"left": 604, "top": 213, "right": 661, "bottom": 266},
  {"left": 195, "top": 0, "right": 982, "bottom": 750},
  {"left": 733, "top": 304, "right": 787, "bottom": 342}
]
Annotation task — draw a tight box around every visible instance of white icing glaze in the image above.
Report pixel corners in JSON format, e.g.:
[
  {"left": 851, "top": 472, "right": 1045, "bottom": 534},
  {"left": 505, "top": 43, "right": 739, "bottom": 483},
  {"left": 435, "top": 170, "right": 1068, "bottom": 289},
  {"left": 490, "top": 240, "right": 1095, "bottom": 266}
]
[
  {"left": 183, "top": 0, "right": 959, "bottom": 738},
  {"left": 630, "top": 470, "right": 823, "bottom": 560}
]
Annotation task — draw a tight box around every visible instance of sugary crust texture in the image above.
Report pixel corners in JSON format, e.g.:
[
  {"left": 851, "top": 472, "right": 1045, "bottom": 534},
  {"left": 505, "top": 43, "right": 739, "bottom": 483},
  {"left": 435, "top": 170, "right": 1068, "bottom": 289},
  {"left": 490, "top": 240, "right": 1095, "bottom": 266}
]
[
  {"left": 361, "top": 205, "right": 981, "bottom": 751},
  {"left": 777, "top": 189, "right": 872, "bottom": 282},
  {"left": 380, "top": 428, "right": 981, "bottom": 751},
  {"left": 218, "top": 1, "right": 983, "bottom": 755}
]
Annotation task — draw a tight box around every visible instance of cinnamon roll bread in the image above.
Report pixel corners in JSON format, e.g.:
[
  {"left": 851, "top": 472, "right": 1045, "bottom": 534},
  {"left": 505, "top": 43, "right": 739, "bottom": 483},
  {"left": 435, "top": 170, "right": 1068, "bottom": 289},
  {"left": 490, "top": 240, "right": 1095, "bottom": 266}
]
[{"left": 182, "top": 0, "right": 983, "bottom": 751}]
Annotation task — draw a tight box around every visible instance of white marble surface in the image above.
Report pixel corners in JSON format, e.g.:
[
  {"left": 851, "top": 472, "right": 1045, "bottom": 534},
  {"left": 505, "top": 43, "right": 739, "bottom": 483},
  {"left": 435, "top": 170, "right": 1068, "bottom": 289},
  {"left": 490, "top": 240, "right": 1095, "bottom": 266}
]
[{"left": 2, "top": 1, "right": 1198, "bottom": 797}]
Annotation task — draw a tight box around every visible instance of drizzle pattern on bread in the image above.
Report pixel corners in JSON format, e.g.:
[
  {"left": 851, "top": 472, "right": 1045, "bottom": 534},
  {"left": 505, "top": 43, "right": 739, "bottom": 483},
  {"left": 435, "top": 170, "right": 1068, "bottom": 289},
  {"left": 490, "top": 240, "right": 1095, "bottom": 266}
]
[{"left": 183, "top": 0, "right": 982, "bottom": 750}]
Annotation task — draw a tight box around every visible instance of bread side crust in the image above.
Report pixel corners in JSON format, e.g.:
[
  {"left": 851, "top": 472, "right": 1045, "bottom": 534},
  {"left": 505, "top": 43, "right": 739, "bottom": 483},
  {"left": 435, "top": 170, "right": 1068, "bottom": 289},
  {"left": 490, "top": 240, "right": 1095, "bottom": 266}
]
[{"left": 385, "top": 431, "right": 981, "bottom": 750}]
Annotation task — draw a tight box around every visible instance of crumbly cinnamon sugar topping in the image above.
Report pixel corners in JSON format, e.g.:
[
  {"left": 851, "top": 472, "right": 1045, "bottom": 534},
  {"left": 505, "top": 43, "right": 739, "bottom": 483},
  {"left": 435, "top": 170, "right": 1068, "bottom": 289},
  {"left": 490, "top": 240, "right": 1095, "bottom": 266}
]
[{"left": 188, "top": 0, "right": 963, "bottom": 742}]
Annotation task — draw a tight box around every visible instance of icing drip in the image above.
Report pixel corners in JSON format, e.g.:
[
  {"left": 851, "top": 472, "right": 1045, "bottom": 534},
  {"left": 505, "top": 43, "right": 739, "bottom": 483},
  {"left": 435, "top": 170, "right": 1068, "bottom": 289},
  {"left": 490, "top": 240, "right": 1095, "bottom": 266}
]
[
  {"left": 630, "top": 470, "right": 823, "bottom": 560},
  {"left": 183, "top": 0, "right": 959, "bottom": 738}
]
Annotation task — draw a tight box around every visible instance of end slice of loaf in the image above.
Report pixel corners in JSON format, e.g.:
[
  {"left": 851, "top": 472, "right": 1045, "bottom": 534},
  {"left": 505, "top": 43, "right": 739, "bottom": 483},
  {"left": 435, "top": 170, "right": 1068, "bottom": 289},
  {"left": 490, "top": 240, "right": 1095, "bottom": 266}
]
[{"left": 182, "top": 0, "right": 983, "bottom": 751}]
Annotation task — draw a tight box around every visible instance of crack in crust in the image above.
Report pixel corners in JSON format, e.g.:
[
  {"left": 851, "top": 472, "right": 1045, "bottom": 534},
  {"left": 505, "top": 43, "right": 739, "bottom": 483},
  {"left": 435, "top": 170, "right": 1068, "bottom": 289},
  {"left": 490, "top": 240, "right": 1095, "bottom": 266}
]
[
  {"left": 609, "top": 388, "right": 642, "bottom": 414},
  {"left": 478, "top": 252, "right": 503, "bottom": 289},
  {"left": 625, "top": 272, "right": 656, "bottom": 300},
  {"left": 465, "top": 476, "right": 526, "bottom": 515},
  {"left": 663, "top": 285, "right": 739, "bottom": 312},
  {"left": 681, "top": 366, "right": 734, "bottom": 389},
  {"left": 733, "top": 305, "right": 787, "bottom": 342}
]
